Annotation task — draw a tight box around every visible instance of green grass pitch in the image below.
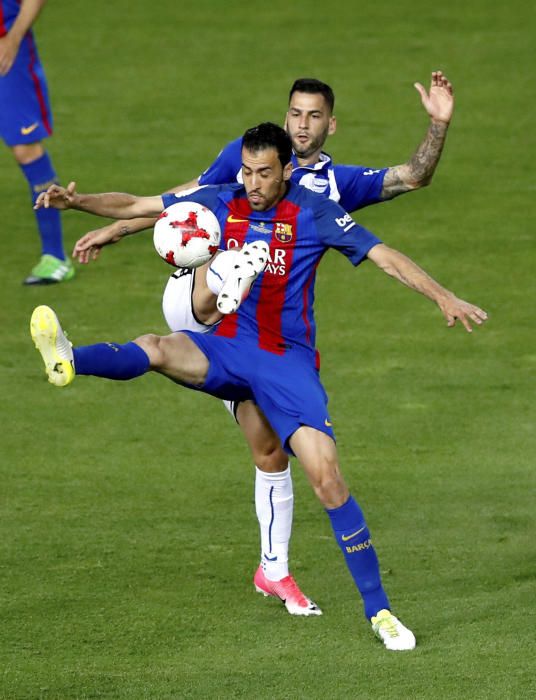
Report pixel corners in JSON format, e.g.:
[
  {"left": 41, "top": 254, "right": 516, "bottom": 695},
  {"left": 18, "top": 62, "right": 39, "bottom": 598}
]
[{"left": 1, "top": 1, "right": 535, "bottom": 697}]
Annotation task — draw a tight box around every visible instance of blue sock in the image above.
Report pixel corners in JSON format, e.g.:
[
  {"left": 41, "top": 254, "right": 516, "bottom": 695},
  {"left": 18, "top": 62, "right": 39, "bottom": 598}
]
[
  {"left": 20, "top": 152, "right": 65, "bottom": 259},
  {"left": 326, "top": 495, "right": 390, "bottom": 619},
  {"left": 73, "top": 342, "right": 150, "bottom": 380}
]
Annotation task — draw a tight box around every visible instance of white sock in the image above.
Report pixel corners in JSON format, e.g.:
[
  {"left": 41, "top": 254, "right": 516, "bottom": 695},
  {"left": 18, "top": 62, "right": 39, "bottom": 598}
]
[
  {"left": 255, "top": 463, "right": 293, "bottom": 581},
  {"left": 206, "top": 249, "right": 240, "bottom": 295}
]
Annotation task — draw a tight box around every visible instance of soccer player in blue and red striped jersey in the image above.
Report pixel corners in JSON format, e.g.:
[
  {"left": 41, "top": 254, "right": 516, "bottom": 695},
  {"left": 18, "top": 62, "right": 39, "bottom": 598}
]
[
  {"left": 69, "top": 74, "right": 455, "bottom": 612},
  {"left": 30, "top": 123, "right": 487, "bottom": 650},
  {"left": 0, "top": 0, "right": 73, "bottom": 284}
]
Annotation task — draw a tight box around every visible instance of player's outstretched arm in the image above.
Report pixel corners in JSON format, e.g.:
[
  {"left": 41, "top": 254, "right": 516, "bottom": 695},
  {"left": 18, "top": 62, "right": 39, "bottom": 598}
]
[
  {"left": 72, "top": 218, "right": 163, "bottom": 264},
  {"left": 73, "top": 224, "right": 125, "bottom": 264},
  {"left": 381, "top": 71, "right": 454, "bottom": 199},
  {"left": 34, "top": 181, "right": 164, "bottom": 219},
  {"left": 367, "top": 243, "right": 488, "bottom": 332},
  {"left": 72, "top": 177, "right": 202, "bottom": 264}
]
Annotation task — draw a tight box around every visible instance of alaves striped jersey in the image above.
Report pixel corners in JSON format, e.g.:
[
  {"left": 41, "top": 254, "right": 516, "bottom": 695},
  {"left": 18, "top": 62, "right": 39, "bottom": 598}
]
[
  {"left": 162, "top": 182, "right": 381, "bottom": 359},
  {"left": 198, "top": 136, "right": 388, "bottom": 212}
]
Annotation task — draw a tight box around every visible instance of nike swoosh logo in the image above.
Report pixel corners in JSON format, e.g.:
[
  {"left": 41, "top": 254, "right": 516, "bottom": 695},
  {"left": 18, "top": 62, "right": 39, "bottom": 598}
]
[
  {"left": 324, "top": 418, "right": 332, "bottom": 427},
  {"left": 21, "top": 122, "right": 39, "bottom": 135},
  {"left": 341, "top": 526, "right": 366, "bottom": 542},
  {"left": 227, "top": 215, "right": 248, "bottom": 223}
]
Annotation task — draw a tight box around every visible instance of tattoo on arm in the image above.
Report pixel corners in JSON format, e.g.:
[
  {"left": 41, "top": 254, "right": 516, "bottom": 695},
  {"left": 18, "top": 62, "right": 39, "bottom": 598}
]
[
  {"left": 118, "top": 217, "right": 158, "bottom": 237},
  {"left": 381, "top": 167, "right": 407, "bottom": 199},
  {"left": 381, "top": 121, "right": 449, "bottom": 199}
]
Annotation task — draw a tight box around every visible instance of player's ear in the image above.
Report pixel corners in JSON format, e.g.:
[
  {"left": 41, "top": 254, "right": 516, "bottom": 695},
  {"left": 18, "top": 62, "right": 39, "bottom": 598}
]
[
  {"left": 283, "top": 111, "right": 289, "bottom": 130},
  {"left": 328, "top": 115, "right": 337, "bottom": 136},
  {"left": 283, "top": 162, "right": 293, "bottom": 181}
]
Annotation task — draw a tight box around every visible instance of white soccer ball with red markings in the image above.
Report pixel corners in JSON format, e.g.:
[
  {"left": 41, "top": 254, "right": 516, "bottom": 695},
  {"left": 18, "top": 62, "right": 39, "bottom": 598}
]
[{"left": 153, "top": 201, "right": 221, "bottom": 269}]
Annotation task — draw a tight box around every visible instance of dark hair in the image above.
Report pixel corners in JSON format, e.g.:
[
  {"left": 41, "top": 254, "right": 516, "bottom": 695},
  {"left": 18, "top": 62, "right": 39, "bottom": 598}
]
[
  {"left": 289, "top": 78, "right": 335, "bottom": 112},
  {"left": 242, "top": 122, "right": 292, "bottom": 167}
]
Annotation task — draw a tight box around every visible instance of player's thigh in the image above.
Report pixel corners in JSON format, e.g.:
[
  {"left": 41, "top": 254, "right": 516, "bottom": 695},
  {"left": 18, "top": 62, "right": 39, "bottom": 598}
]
[
  {"left": 134, "top": 331, "right": 209, "bottom": 385},
  {"left": 192, "top": 258, "right": 223, "bottom": 324},
  {"left": 253, "top": 353, "right": 335, "bottom": 453},
  {"left": 180, "top": 333, "right": 253, "bottom": 402},
  {"left": 236, "top": 400, "right": 288, "bottom": 471}
]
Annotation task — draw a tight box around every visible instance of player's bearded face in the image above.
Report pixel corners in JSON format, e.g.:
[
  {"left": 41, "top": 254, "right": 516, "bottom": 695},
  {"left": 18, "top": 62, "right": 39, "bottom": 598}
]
[
  {"left": 242, "top": 147, "right": 292, "bottom": 211},
  {"left": 285, "top": 92, "right": 335, "bottom": 161}
]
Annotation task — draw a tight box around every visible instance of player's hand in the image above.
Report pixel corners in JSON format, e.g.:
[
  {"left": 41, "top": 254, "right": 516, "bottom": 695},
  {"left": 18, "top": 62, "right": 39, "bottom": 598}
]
[
  {"left": 34, "top": 181, "right": 77, "bottom": 211},
  {"left": 73, "top": 222, "right": 124, "bottom": 264},
  {"left": 437, "top": 295, "right": 488, "bottom": 333},
  {"left": 414, "top": 71, "right": 454, "bottom": 125},
  {"left": 0, "top": 34, "right": 19, "bottom": 75}
]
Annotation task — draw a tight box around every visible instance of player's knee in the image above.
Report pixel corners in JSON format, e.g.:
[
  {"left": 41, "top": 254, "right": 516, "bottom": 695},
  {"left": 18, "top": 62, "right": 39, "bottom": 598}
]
[
  {"left": 255, "top": 445, "right": 288, "bottom": 472},
  {"left": 12, "top": 142, "right": 44, "bottom": 165},
  {"left": 309, "top": 457, "right": 348, "bottom": 508},
  {"left": 133, "top": 333, "right": 166, "bottom": 368}
]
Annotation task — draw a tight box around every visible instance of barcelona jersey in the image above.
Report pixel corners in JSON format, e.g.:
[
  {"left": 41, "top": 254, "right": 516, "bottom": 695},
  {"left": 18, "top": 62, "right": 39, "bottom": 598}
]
[
  {"left": 162, "top": 182, "right": 381, "bottom": 360},
  {"left": 198, "top": 136, "right": 388, "bottom": 213},
  {"left": 0, "top": 0, "right": 53, "bottom": 146}
]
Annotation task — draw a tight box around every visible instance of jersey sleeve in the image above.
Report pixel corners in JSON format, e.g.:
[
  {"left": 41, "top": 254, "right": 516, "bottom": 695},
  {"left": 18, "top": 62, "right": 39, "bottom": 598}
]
[
  {"left": 198, "top": 137, "right": 243, "bottom": 185},
  {"left": 161, "top": 185, "right": 221, "bottom": 211},
  {"left": 162, "top": 192, "right": 177, "bottom": 209},
  {"left": 333, "top": 165, "right": 388, "bottom": 212},
  {"left": 314, "top": 198, "right": 382, "bottom": 266}
]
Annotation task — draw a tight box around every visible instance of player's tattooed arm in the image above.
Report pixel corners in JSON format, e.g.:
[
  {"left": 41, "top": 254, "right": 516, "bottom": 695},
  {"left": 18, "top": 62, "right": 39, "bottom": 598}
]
[
  {"left": 367, "top": 244, "right": 488, "bottom": 333},
  {"left": 381, "top": 121, "right": 449, "bottom": 198},
  {"left": 67, "top": 177, "right": 202, "bottom": 263},
  {"left": 72, "top": 222, "right": 136, "bottom": 264},
  {"left": 71, "top": 178, "right": 203, "bottom": 263},
  {"left": 381, "top": 71, "right": 453, "bottom": 199}
]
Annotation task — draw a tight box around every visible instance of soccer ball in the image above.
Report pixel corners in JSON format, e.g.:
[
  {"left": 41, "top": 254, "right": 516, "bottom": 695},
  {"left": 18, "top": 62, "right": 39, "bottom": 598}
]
[{"left": 153, "top": 201, "right": 221, "bottom": 269}]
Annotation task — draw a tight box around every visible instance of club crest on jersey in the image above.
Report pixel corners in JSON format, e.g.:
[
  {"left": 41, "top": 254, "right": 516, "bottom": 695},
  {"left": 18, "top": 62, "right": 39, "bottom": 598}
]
[
  {"left": 298, "top": 173, "right": 329, "bottom": 194},
  {"left": 274, "top": 222, "right": 293, "bottom": 243}
]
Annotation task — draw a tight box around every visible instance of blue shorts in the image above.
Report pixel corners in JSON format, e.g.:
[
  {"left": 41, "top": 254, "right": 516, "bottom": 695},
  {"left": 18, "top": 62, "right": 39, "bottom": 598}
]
[
  {"left": 0, "top": 33, "right": 53, "bottom": 146},
  {"left": 183, "top": 332, "right": 335, "bottom": 454}
]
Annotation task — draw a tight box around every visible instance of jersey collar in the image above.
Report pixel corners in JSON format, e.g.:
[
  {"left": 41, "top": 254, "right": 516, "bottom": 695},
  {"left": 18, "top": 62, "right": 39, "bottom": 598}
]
[
  {"left": 291, "top": 150, "right": 333, "bottom": 172},
  {"left": 219, "top": 182, "right": 300, "bottom": 221}
]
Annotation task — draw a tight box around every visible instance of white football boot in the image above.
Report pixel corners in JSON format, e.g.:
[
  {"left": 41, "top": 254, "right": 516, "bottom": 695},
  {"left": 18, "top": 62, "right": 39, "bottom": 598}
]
[
  {"left": 371, "top": 609, "right": 416, "bottom": 651},
  {"left": 216, "top": 240, "right": 270, "bottom": 315}
]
